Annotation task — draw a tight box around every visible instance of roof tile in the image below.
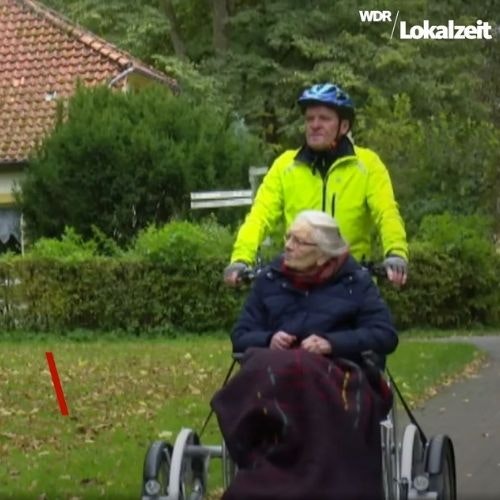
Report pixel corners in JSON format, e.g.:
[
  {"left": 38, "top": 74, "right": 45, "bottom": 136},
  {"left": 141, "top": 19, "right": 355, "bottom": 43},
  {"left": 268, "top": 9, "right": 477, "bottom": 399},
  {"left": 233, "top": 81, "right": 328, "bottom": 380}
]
[{"left": 0, "top": 0, "right": 178, "bottom": 163}]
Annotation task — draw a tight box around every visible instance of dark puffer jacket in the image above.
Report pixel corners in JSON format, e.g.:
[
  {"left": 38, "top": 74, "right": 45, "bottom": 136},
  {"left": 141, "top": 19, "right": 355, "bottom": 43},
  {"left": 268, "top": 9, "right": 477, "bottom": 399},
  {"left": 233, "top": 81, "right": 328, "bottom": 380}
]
[{"left": 232, "top": 255, "right": 398, "bottom": 366}]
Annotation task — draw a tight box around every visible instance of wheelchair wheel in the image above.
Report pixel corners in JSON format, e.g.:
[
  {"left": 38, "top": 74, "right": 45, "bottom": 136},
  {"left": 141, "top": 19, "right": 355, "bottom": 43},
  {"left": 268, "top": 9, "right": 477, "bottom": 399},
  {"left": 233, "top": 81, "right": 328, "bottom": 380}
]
[
  {"left": 142, "top": 440, "right": 173, "bottom": 498},
  {"left": 222, "top": 440, "right": 237, "bottom": 489},
  {"left": 425, "top": 435, "right": 457, "bottom": 500},
  {"left": 400, "top": 424, "right": 426, "bottom": 499},
  {"left": 380, "top": 411, "right": 399, "bottom": 500},
  {"left": 169, "top": 428, "right": 206, "bottom": 500}
]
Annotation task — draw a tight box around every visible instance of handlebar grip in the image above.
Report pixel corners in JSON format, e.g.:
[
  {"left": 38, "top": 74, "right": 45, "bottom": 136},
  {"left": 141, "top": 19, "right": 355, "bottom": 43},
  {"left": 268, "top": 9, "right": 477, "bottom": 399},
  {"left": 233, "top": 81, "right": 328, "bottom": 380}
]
[
  {"left": 237, "top": 267, "right": 262, "bottom": 284},
  {"left": 360, "top": 260, "right": 387, "bottom": 279},
  {"left": 371, "top": 263, "right": 387, "bottom": 278}
]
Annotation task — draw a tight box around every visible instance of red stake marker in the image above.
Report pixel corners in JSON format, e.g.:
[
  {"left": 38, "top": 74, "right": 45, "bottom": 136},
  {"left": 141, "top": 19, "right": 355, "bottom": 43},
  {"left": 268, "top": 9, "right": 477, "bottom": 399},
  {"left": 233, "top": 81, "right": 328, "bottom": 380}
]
[{"left": 45, "top": 352, "right": 69, "bottom": 416}]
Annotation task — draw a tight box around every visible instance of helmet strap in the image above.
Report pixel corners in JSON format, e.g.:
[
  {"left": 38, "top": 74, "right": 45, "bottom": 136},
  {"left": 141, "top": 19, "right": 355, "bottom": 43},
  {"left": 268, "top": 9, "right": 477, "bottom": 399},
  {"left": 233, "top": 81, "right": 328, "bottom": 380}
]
[{"left": 330, "top": 121, "right": 345, "bottom": 149}]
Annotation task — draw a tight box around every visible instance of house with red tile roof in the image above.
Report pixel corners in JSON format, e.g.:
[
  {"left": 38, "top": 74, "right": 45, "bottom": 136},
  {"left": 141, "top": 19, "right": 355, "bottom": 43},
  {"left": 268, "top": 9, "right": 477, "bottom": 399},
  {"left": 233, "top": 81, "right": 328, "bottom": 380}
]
[{"left": 0, "top": 0, "right": 178, "bottom": 248}]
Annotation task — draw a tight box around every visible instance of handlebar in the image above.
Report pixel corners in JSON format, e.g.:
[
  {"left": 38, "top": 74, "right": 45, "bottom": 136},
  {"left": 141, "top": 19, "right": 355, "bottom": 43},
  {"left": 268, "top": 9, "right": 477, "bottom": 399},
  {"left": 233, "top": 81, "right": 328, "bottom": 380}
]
[
  {"left": 361, "top": 261, "right": 387, "bottom": 279},
  {"left": 237, "top": 261, "right": 387, "bottom": 284},
  {"left": 237, "top": 266, "right": 262, "bottom": 285}
]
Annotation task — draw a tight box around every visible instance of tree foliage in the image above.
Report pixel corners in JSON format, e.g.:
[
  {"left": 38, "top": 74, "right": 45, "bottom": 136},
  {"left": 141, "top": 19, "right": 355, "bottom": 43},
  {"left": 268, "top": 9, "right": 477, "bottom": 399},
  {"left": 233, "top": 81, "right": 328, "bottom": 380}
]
[
  {"left": 20, "top": 85, "right": 262, "bottom": 244},
  {"left": 39, "top": 0, "right": 500, "bottom": 236}
]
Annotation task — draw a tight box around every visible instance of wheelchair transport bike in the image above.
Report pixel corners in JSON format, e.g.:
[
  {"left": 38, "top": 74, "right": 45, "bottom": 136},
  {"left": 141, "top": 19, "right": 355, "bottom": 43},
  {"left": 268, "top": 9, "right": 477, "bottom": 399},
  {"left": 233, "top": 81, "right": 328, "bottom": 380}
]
[{"left": 139, "top": 264, "right": 457, "bottom": 500}]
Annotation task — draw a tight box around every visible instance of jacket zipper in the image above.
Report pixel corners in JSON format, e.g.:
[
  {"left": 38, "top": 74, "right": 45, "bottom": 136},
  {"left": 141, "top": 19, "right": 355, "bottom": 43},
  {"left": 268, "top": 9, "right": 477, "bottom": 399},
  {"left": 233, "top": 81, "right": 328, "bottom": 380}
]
[{"left": 321, "top": 155, "right": 352, "bottom": 214}]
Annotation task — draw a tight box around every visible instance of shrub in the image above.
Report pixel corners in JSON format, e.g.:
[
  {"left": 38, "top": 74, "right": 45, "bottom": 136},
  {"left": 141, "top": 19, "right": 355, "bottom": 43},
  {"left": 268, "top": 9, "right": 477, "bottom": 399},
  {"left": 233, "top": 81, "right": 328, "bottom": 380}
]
[
  {"left": 380, "top": 214, "right": 500, "bottom": 328},
  {"left": 29, "top": 227, "right": 97, "bottom": 261},
  {"left": 0, "top": 221, "right": 244, "bottom": 333},
  {"left": 129, "top": 218, "right": 234, "bottom": 263},
  {"left": 20, "top": 85, "right": 263, "bottom": 246},
  {"left": 0, "top": 216, "right": 499, "bottom": 334}
]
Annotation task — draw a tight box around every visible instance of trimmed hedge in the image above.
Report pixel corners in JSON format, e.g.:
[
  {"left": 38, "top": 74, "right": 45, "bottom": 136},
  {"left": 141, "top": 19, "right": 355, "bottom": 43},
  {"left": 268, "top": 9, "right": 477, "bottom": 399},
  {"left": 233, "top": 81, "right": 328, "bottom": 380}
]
[
  {"left": 0, "top": 218, "right": 498, "bottom": 333},
  {"left": 380, "top": 242, "right": 500, "bottom": 329},
  {"left": 0, "top": 221, "right": 244, "bottom": 333},
  {"left": 0, "top": 257, "right": 243, "bottom": 332}
]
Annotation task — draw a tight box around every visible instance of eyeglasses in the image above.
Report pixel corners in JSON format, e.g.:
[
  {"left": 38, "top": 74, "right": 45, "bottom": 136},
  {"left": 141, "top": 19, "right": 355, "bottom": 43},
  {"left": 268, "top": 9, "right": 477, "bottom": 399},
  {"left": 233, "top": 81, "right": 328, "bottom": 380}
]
[{"left": 284, "top": 232, "right": 318, "bottom": 247}]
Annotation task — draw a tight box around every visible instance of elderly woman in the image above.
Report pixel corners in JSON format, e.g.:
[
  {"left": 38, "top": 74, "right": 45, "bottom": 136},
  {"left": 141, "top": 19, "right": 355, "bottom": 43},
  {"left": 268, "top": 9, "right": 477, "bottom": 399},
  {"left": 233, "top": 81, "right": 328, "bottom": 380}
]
[
  {"left": 231, "top": 209, "right": 398, "bottom": 362},
  {"left": 212, "top": 210, "right": 398, "bottom": 500}
]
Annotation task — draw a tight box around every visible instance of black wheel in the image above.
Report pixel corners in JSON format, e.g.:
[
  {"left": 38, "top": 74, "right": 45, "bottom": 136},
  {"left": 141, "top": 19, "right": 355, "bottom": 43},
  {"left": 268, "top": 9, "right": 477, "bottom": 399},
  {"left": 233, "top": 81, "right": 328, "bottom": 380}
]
[
  {"left": 142, "top": 440, "right": 173, "bottom": 498},
  {"left": 222, "top": 440, "right": 237, "bottom": 489},
  {"left": 425, "top": 435, "right": 457, "bottom": 500}
]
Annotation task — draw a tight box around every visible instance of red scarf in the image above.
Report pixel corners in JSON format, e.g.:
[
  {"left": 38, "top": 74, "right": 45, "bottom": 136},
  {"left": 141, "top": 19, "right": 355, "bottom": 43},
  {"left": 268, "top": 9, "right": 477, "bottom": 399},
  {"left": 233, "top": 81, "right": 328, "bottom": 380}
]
[{"left": 280, "top": 253, "right": 349, "bottom": 290}]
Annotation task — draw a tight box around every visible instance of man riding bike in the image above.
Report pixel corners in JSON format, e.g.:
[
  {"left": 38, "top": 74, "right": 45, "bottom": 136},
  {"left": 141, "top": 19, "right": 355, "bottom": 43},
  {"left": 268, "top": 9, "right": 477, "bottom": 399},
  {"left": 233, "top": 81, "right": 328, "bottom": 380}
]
[{"left": 224, "top": 82, "right": 408, "bottom": 287}]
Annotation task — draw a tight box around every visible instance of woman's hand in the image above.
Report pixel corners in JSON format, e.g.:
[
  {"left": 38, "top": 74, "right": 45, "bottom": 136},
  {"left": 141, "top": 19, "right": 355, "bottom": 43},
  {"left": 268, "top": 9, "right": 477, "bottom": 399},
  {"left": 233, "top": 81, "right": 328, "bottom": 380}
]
[
  {"left": 270, "top": 331, "right": 297, "bottom": 350},
  {"left": 301, "top": 334, "right": 332, "bottom": 355}
]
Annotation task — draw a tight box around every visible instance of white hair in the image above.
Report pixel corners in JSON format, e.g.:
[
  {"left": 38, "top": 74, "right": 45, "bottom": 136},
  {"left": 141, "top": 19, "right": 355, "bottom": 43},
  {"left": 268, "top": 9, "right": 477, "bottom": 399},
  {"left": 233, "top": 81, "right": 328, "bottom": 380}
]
[{"left": 293, "top": 210, "right": 349, "bottom": 257}]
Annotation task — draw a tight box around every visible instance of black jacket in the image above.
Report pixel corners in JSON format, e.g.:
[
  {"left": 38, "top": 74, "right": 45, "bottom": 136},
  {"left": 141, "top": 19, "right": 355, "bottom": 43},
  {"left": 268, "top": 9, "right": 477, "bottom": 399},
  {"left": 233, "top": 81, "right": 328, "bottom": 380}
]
[{"left": 232, "top": 255, "right": 398, "bottom": 366}]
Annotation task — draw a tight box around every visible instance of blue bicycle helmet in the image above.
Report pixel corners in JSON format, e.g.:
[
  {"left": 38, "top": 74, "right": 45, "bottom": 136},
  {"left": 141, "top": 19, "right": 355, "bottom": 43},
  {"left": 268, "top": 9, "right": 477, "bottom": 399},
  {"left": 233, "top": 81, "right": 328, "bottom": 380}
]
[{"left": 297, "top": 83, "right": 355, "bottom": 125}]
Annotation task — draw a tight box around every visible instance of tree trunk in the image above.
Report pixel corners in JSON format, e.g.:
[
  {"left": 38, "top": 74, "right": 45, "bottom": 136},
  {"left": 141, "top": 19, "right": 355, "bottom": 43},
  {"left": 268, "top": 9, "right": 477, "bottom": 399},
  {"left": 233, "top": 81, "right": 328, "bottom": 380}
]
[
  {"left": 159, "top": 0, "right": 187, "bottom": 60},
  {"left": 211, "top": 0, "right": 228, "bottom": 54}
]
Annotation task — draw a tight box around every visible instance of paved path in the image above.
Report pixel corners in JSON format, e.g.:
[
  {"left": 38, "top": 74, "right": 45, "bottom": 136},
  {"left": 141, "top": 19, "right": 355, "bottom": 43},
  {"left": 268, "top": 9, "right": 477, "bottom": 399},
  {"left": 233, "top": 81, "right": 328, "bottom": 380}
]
[{"left": 411, "top": 336, "right": 500, "bottom": 500}]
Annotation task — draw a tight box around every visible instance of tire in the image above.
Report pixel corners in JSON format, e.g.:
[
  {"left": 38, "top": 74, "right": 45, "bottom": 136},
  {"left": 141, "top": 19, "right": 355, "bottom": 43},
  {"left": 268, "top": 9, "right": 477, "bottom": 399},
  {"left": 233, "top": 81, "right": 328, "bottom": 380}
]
[
  {"left": 142, "top": 440, "right": 173, "bottom": 498},
  {"left": 380, "top": 411, "right": 399, "bottom": 500},
  {"left": 169, "top": 428, "right": 206, "bottom": 500},
  {"left": 401, "top": 424, "right": 425, "bottom": 485},
  {"left": 425, "top": 435, "right": 457, "bottom": 500},
  {"left": 400, "top": 423, "right": 426, "bottom": 498},
  {"left": 222, "top": 440, "right": 237, "bottom": 489}
]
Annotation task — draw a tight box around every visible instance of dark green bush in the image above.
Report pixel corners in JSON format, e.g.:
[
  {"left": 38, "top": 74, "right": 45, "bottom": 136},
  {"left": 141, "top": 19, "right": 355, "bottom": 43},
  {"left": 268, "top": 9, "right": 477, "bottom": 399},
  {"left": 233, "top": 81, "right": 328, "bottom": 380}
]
[
  {"left": 20, "top": 85, "right": 263, "bottom": 245},
  {"left": 0, "top": 217, "right": 498, "bottom": 334},
  {"left": 0, "top": 221, "right": 245, "bottom": 333},
  {"left": 381, "top": 214, "right": 500, "bottom": 329}
]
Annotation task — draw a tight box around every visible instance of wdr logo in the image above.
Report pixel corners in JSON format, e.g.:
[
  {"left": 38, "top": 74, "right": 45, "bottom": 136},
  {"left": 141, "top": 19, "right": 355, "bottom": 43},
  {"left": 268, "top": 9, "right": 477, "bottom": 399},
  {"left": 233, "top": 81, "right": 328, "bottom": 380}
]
[{"left": 359, "top": 10, "right": 392, "bottom": 23}]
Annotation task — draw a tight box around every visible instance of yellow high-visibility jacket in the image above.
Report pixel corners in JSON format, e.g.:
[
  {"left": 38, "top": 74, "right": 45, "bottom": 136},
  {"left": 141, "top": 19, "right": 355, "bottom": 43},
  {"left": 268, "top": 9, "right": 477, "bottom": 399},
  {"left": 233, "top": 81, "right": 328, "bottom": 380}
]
[{"left": 231, "top": 145, "right": 408, "bottom": 264}]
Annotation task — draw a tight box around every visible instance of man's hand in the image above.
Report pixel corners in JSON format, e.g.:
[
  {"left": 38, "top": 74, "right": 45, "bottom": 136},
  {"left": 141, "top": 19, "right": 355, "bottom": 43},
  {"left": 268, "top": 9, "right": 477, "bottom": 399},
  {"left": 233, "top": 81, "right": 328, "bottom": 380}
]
[
  {"left": 223, "top": 262, "right": 250, "bottom": 287},
  {"left": 300, "top": 334, "right": 332, "bottom": 355},
  {"left": 383, "top": 255, "right": 408, "bottom": 287},
  {"left": 270, "top": 331, "right": 297, "bottom": 350}
]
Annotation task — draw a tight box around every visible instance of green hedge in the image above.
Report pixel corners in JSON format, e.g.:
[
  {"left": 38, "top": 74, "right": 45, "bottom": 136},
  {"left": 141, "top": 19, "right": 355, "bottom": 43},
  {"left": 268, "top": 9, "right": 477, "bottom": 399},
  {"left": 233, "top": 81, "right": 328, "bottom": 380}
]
[
  {"left": 381, "top": 213, "right": 500, "bottom": 329},
  {"left": 0, "top": 257, "right": 244, "bottom": 333},
  {"left": 0, "top": 221, "right": 245, "bottom": 333},
  {"left": 0, "top": 218, "right": 498, "bottom": 333},
  {"left": 380, "top": 242, "right": 500, "bottom": 329}
]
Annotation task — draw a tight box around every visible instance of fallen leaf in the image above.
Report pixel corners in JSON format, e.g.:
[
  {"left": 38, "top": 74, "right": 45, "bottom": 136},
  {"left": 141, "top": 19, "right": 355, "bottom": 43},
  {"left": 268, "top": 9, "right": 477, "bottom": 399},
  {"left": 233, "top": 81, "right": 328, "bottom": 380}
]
[
  {"left": 189, "top": 384, "right": 201, "bottom": 395},
  {"left": 0, "top": 432, "right": 17, "bottom": 439},
  {"left": 158, "top": 430, "right": 173, "bottom": 440}
]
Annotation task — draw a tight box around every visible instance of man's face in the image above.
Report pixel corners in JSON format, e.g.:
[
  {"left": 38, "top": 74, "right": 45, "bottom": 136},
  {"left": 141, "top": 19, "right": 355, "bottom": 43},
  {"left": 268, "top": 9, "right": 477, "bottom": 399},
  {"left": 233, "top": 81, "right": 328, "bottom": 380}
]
[{"left": 304, "top": 105, "right": 349, "bottom": 151}]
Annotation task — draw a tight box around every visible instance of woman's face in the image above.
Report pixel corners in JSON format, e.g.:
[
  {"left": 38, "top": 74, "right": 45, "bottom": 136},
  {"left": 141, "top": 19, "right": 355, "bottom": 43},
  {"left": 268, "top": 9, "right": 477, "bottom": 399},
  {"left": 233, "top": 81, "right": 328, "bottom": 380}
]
[{"left": 283, "top": 221, "right": 326, "bottom": 270}]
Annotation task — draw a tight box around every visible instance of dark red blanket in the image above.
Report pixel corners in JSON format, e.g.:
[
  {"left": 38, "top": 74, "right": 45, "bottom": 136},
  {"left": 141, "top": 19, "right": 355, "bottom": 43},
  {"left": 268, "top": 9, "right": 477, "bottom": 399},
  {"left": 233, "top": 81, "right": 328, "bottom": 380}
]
[{"left": 211, "top": 348, "right": 392, "bottom": 500}]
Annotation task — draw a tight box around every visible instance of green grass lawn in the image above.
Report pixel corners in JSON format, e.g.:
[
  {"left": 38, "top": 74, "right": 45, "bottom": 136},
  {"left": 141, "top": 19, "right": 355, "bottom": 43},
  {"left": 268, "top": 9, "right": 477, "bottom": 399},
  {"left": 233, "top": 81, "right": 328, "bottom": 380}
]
[{"left": 0, "top": 335, "right": 484, "bottom": 499}]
